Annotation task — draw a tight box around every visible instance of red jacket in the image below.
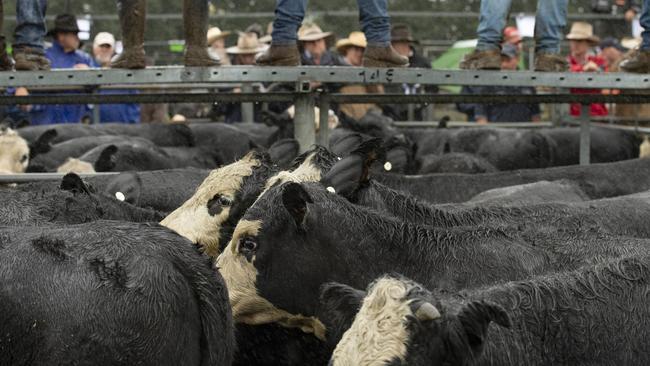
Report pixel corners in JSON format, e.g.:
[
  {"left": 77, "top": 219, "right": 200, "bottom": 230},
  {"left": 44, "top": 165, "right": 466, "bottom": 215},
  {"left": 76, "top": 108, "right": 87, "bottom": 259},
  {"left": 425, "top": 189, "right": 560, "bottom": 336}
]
[{"left": 569, "top": 55, "right": 608, "bottom": 117}]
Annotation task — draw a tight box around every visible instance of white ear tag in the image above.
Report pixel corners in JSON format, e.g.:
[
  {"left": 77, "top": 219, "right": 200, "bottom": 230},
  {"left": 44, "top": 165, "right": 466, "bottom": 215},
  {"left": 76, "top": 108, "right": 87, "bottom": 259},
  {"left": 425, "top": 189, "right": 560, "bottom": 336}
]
[
  {"left": 326, "top": 186, "right": 336, "bottom": 194},
  {"left": 115, "top": 192, "right": 126, "bottom": 202},
  {"left": 384, "top": 162, "right": 393, "bottom": 172}
]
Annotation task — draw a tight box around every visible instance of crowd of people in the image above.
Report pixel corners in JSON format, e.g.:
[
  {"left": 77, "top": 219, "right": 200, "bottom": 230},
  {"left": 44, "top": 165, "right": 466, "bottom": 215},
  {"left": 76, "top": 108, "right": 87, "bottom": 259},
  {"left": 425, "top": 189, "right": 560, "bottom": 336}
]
[{"left": 0, "top": 0, "right": 649, "bottom": 126}]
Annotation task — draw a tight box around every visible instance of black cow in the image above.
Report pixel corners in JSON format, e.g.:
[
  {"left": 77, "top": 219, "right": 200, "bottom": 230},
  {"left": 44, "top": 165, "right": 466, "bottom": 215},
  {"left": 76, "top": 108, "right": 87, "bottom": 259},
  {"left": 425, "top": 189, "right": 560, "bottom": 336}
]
[
  {"left": 188, "top": 123, "right": 255, "bottom": 163},
  {"left": 465, "top": 180, "right": 588, "bottom": 205},
  {"left": 325, "top": 258, "right": 650, "bottom": 365},
  {"left": 0, "top": 221, "right": 234, "bottom": 365},
  {"left": 3, "top": 174, "right": 164, "bottom": 225},
  {"left": 417, "top": 152, "right": 498, "bottom": 174},
  {"left": 216, "top": 181, "right": 650, "bottom": 338},
  {"left": 542, "top": 127, "right": 641, "bottom": 166}
]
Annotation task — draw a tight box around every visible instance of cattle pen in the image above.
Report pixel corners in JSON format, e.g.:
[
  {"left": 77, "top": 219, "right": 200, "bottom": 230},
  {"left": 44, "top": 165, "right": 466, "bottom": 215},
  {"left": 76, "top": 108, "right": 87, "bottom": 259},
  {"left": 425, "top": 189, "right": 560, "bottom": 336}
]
[{"left": 2, "top": 66, "right": 650, "bottom": 183}]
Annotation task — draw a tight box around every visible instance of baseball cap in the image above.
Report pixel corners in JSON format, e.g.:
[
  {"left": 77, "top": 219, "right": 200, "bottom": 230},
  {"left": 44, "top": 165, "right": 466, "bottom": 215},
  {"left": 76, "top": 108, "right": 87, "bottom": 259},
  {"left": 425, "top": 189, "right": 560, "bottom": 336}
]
[
  {"left": 600, "top": 37, "right": 628, "bottom": 53},
  {"left": 503, "top": 26, "right": 522, "bottom": 44},
  {"left": 93, "top": 32, "right": 115, "bottom": 48}
]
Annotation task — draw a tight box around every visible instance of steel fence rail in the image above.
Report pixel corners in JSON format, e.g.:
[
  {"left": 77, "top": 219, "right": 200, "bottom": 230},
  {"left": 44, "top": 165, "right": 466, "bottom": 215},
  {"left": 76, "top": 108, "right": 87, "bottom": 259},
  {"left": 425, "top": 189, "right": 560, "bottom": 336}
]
[{"left": 0, "top": 172, "right": 120, "bottom": 184}]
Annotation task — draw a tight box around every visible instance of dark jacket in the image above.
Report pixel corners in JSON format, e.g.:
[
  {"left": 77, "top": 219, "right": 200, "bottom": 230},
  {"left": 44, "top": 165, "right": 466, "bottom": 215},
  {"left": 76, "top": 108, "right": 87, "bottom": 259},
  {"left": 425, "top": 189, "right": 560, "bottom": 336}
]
[{"left": 458, "top": 85, "right": 541, "bottom": 123}]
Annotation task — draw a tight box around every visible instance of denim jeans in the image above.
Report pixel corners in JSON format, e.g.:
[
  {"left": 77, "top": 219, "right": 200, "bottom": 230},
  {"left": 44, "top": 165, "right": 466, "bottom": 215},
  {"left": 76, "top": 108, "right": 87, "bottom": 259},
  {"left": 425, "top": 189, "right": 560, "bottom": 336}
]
[
  {"left": 641, "top": 0, "right": 650, "bottom": 50},
  {"left": 272, "top": 0, "right": 390, "bottom": 46},
  {"left": 476, "top": 0, "right": 567, "bottom": 54},
  {"left": 14, "top": 0, "right": 48, "bottom": 51}
]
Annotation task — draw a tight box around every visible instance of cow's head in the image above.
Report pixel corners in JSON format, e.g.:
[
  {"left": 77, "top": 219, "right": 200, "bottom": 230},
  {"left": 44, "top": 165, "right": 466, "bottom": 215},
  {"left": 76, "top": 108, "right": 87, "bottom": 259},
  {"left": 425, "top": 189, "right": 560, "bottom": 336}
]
[
  {"left": 161, "top": 152, "right": 275, "bottom": 257},
  {"left": 329, "top": 276, "right": 510, "bottom": 366},
  {"left": 0, "top": 128, "right": 30, "bottom": 174}
]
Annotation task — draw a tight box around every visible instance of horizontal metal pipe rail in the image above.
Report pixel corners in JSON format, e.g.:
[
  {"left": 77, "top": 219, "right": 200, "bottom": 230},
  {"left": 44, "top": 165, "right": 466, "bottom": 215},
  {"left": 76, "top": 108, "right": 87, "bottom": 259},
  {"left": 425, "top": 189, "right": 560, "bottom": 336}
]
[{"left": 0, "top": 172, "right": 119, "bottom": 184}]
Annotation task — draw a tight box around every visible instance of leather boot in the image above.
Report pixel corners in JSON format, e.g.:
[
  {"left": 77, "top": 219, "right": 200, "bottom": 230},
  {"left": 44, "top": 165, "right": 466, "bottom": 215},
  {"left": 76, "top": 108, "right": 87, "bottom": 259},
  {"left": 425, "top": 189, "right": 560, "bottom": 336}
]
[
  {"left": 13, "top": 47, "right": 49, "bottom": 71},
  {"left": 111, "top": 0, "right": 147, "bottom": 69},
  {"left": 183, "top": 0, "right": 220, "bottom": 67},
  {"left": 459, "top": 49, "right": 501, "bottom": 70},
  {"left": 534, "top": 53, "right": 569, "bottom": 72},
  {"left": 256, "top": 44, "right": 301, "bottom": 66},
  {"left": 620, "top": 49, "right": 650, "bottom": 73},
  {"left": 363, "top": 45, "right": 409, "bottom": 68}
]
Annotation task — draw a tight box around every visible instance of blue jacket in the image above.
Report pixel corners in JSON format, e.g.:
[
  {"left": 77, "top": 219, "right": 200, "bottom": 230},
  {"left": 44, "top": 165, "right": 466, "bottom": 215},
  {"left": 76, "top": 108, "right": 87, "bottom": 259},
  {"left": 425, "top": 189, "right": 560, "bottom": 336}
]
[
  {"left": 28, "top": 42, "right": 93, "bottom": 125},
  {"left": 95, "top": 89, "right": 141, "bottom": 124}
]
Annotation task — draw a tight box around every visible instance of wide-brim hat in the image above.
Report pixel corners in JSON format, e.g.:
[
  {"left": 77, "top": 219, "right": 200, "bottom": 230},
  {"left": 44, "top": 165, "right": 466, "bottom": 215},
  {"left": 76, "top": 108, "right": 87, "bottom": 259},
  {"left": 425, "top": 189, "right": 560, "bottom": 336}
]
[
  {"left": 226, "top": 32, "right": 266, "bottom": 55},
  {"left": 566, "top": 22, "right": 600, "bottom": 44},
  {"left": 336, "top": 31, "right": 367, "bottom": 53},
  {"left": 207, "top": 27, "right": 232, "bottom": 46},
  {"left": 298, "top": 23, "right": 333, "bottom": 42},
  {"left": 47, "top": 13, "right": 80, "bottom": 36},
  {"left": 391, "top": 24, "right": 418, "bottom": 44}
]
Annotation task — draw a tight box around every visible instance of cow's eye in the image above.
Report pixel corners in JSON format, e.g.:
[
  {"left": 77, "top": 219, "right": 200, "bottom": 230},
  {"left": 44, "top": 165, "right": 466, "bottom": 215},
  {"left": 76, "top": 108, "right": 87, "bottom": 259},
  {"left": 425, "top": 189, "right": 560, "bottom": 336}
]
[
  {"left": 218, "top": 195, "right": 233, "bottom": 206},
  {"left": 20, "top": 154, "right": 28, "bottom": 163},
  {"left": 207, "top": 194, "right": 233, "bottom": 216},
  {"left": 239, "top": 237, "right": 258, "bottom": 261}
]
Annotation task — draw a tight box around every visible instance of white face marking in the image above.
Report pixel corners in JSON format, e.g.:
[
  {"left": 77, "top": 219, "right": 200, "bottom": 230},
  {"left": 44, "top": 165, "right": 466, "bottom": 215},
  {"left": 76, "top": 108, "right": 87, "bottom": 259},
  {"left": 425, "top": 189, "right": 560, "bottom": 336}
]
[
  {"left": 331, "top": 278, "right": 414, "bottom": 366},
  {"left": 0, "top": 130, "right": 30, "bottom": 174},
  {"left": 56, "top": 158, "right": 96, "bottom": 174},
  {"left": 115, "top": 192, "right": 126, "bottom": 202}
]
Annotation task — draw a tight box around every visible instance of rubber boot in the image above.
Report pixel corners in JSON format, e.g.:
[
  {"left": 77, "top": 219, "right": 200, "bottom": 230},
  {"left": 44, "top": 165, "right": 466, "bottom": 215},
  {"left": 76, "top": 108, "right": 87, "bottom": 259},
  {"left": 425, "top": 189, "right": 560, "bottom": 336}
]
[
  {"left": 0, "top": 1, "right": 14, "bottom": 71},
  {"left": 183, "top": 0, "right": 220, "bottom": 67},
  {"left": 111, "top": 0, "right": 147, "bottom": 69}
]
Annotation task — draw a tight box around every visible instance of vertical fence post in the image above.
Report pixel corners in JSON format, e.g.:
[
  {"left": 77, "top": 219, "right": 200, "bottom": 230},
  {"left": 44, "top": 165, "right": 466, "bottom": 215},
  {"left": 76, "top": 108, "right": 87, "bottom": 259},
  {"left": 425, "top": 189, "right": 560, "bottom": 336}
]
[
  {"left": 580, "top": 104, "right": 591, "bottom": 165},
  {"left": 317, "top": 94, "right": 330, "bottom": 147},
  {"left": 241, "top": 83, "right": 254, "bottom": 123},
  {"left": 294, "top": 81, "right": 315, "bottom": 153}
]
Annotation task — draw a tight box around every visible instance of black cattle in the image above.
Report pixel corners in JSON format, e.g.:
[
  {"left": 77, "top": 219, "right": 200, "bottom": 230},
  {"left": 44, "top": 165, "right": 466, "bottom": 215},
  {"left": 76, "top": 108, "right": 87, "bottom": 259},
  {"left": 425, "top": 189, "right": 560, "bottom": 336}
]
[
  {"left": 217, "top": 181, "right": 650, "bottom": 339},
  {"left": 417, "top": 152, "right": 497, "bottom": 174},
  {"left": 267, "top": 139, "right": 300, "bottom": 170},
  {"left": 188, "top": 123, "right": 255, "bottom": 163},
  {"left": 3, "top": 174, "right": 164, "bottom": 225},
  {"left": 376, "top": 157, "right": 650, "bottom": 203},
  {"left": 325, "top": 258, "right": 650, "bottom": 365},
  {"left": 18, "top": 123, "right": 195, "bottom": 147},
  {"left": 466, "top": 179, "right": 588, "bottom": 205},
  {"left": 0, "top": 221, "right": 234, "bottom": 365},
  {"left": 87, "top": 168, "right": 211, "bottom": 213},
  {"left": 231, "top": 122, "right": 281, "bottom": 148},
  {"left": 542, "top": 127, "right": 641, "bottom": 166}
]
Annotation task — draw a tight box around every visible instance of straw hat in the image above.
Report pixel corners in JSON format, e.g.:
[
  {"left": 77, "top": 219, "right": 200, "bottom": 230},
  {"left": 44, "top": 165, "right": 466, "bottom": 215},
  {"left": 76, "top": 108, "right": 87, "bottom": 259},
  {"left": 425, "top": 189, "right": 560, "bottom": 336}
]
[
  {"left": 207, "top": 27, "right": 231, "bottom": 46},
  {"left": 226, "top": 32, "right": 266, "bottom": 54},
  {"left": 298, "top": 23, "right": 333, "bottom": 42},
  {"left": 566, "top": 22, "right": 600, "bottom": 44},
  {"left": 336, "top": 31, "right": 367, "bottom": 53}
]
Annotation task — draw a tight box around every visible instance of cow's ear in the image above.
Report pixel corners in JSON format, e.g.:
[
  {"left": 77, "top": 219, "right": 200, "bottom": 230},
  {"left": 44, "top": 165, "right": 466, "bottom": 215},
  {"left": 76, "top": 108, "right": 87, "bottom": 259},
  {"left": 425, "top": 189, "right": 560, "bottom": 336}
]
[
  {"left": 106, "top": 172, "right": 142, "bottom": 205},
  {"left": 94, "top": 145, "right": 118, "bottom": 172},
  {"left": 29, "top": 129, "right": 57, "bottom": 159},
  {"left": 318, "top": 282, "right": 366, "bottom": 348},
  {"left": 282, "top": 182, "right": 313, "bottom": 228},
  {"left": 321, "top": 138, "right": 383, "bottom": 200},
  {"left": 330, "top": 132, "right": 364, "bottom": 157},
  {"left": 60, "top": 173, "right": 91, "bottom": 195},
  {"left": 457, "top": 301, "right": 511, "bottom": 357}
]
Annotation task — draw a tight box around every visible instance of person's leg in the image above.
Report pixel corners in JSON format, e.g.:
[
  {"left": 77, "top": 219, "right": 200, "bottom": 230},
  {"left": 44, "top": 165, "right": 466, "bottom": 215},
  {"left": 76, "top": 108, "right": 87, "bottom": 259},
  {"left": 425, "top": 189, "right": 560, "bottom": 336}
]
[
  {"left": 13, "top": 0, "right": 49, "bottom": 70},
  {"left": 358, "top": 0, "right": 408, "bottom": 67},
  {"left": 183, "top": 0, "right": 220, "bottom": 67},
  {"left": 111, "top": 0, "right": 147, "bottom": 69},
  {"left": 257, "top": 0, "right": 306, "bottom": 66},
  {"left": 533, "top": 0, "right": 569, "bottom": 71},
  {"left": 460, "top": 0, "right": 511, "bottom": 70},
  {"left": 620, "top": 0, "right": 650, "bottom": 72}
]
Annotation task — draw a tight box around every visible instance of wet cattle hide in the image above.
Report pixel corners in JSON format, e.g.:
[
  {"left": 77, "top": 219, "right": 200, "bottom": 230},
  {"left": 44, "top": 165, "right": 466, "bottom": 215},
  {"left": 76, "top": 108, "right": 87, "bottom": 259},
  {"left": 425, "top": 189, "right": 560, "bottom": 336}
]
[
  {"left": 188, "top": 123, "right": 255, "bottom": 163},
  {"left": 417, "top": 152, "right": 498, "bottom": 174},
  {"left": 0, "top": 221, "right": 234, "bottom": 366}
]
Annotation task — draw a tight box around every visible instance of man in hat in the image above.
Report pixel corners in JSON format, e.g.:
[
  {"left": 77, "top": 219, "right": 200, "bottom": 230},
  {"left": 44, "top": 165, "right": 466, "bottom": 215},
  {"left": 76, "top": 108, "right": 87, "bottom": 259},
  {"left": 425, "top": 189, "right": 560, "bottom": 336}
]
[
  {"left": 461, "top": 0, "right": 568, "bottom": 71},
  {"left": 111, "top": 0, "right": 219, "bottom": 69},
  {"left": 599, "top": 37, "right": 629, "bottom": 68},
  {"left": 0, "top": 0, "right": 50, "bottom": 71},
  {"left": 256, "top": 0, "right": 408, "bottom": 68},
  {"left": 390, "top": 24, "right": 431, "bottom": 69},
  {"left": 458, "top": 44, "right": 541, "bottom": 124},
  {"left": 337, "top": 31, "right": 367, "bottom": 67},
  {"left": 298, "top": 23, "right": 346, "bottom": 66},
  {"left": 620, "top": 0, "right": 650, "bottom": 72},
  {"left": 207, "top": 27, "right": 231, "bottom": 66},
  {"left": 567, "top": 22, "right": 608, "bottom": 117}
]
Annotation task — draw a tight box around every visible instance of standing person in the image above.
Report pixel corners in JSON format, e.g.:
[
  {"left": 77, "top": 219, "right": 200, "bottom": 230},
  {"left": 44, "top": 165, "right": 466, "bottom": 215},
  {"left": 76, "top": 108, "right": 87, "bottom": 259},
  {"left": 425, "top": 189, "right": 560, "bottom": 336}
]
[
  {"left": 256, "top": 0, "right": 408, "bottom": 67},
  {"left": 461, "top": 0, "right": 569, "bottom": 71},
  {"left": 298, "top": 23, "right": 346, "bottom": 66},
  {"left": 592, "top": 0, "right": 640, "bottom": 40},
  {"left": 566, "top": 22, "right": 608, "bottom": 117},
  {"left": 26, "top": 14, "right": 93, "bottom": 125},
  {"left": 620, "top": 0, "right": 650, "bottom": 72},
  {"left": 0, "top": 0, "right": 50, "bottom": 71},
  {"left": 207, "top": 27, "right": 231, "bottom": 66},
  {"left": 112, "top": 0, "right": 219, "bottom": 69},
  {"left": 91, "top": 32, "right": 140, "bottom": 124}
]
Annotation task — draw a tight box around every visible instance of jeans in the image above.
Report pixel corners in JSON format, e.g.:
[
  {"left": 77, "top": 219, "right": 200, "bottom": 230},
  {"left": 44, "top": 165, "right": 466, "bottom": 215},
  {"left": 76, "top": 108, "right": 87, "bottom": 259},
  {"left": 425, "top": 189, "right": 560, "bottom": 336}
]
[
  {"left": 476, "top": 0, "right": 567, "bottom": 54},
  {"left": 14, "top": 0, "right": 47, "bottom": 51},
  {"left": 641, "top": 0, "right": 650, "bottom": 50},
  {"left": 272, "top": 0, "right": 390, "bottom": 46}
]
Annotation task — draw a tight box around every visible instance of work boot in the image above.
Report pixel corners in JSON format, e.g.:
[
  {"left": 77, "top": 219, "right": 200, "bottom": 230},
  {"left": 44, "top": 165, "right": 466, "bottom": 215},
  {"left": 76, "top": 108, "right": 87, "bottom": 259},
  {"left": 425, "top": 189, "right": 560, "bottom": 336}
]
[
  {"left": 112, "top": 0, "right": 147, "bottom": 69},
  {"left": 183, "top": 0, "right": 220, "bottom": 67},
  {"left": 363, "top": 45, "right": 409, "bottom": 68},
  {"left": 0, "top": 37, "right": 14, "bottom": 71},
  {"left": 619, "top": 49, "right": 650, "bottom": 73},
  {"left": 13, "top": 47, "right": 49, "bottom": 71},
  {"left": 459, "top": 49, "right": 501, "bottom": 70},
  {"left": 256, "top": 44, "right": 301, "bottom": 66},
  {"left": 534, "top": 53, "right": 569, "bottom": 72}
]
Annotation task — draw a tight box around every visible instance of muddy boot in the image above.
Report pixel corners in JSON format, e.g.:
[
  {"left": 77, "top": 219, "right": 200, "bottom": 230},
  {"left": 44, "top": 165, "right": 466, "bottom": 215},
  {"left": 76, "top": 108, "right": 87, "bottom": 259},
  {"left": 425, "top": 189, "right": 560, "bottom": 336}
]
[
  {"left": 620, "top": 49, "right": 650, "bottom": 73},
  {"left": 363, "top": 45, "right": 409, "bottom": 68},
  {"left": 256, "top": 44, "right": 301, "bottom": 66},
  {"left": 183, "top": 0, "right": 220, "bottom": 66},
  {"left": 13, "top": 47, "right": 49, "bottom": 71},
  {"left": 459, "top": 49, "right": 501, "bottom": 70},
  {"left": 534, "top": 53, "right": 569, "bottom": 72},
  {"left": 111, "top": 0, "right": 147, "bottom": 69}
]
